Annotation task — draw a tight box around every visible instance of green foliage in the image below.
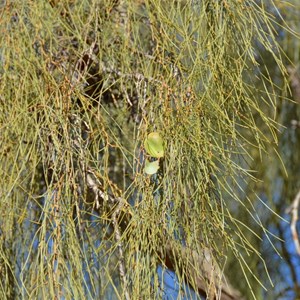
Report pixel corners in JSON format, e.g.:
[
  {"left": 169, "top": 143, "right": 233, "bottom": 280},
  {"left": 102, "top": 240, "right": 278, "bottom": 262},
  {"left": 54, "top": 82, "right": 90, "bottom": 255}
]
[
  {"left": 144, "top": 159, "right": 160, "bottom": 175},
  {"left": 144, "top": 132, "right": 164, "bottom": 158},
  {"left": 0, "top": 0, "right": 299, "bottom": 299}
]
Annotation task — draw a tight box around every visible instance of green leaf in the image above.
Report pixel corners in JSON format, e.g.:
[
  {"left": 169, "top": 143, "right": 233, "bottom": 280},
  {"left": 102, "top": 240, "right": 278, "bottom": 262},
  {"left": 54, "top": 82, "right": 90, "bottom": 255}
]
[
  {"left": 144, "top": 132, "right": 164, "bottom": 158},
  {"left": 144, "top": 159, "right": 160, "bottom": 175}
]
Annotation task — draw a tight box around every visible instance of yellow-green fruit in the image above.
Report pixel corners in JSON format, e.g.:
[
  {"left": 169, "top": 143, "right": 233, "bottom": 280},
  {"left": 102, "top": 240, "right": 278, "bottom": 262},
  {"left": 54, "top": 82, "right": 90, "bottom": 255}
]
[
  {"left": 144, "top": 132, "right": 164, "bottom": 158},
  {"left": 144, "top": 159, "right": 160, "bottom": 175}
]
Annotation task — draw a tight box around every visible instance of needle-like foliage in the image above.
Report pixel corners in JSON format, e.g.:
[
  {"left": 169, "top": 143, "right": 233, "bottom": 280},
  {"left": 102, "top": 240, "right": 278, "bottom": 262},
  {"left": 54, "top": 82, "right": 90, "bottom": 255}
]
[{"left": 0, "top": 1, "right": 298, "bottom": 299}]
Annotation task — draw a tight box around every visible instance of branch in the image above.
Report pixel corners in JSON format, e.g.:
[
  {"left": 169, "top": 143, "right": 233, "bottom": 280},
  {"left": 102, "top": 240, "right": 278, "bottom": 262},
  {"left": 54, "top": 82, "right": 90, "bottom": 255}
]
[
  {"left": 162, "top": 240, "right": 243, "bottom": 300},
  {"left": 285, "top": 189, "right": 300, "bottom": 255}
]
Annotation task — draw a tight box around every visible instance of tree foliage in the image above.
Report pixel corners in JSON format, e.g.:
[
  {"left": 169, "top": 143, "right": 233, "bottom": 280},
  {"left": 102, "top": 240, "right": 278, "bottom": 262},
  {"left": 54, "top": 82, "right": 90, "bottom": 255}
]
[{"left": 0, "top": 0, "right": 299, "bottom": 299}]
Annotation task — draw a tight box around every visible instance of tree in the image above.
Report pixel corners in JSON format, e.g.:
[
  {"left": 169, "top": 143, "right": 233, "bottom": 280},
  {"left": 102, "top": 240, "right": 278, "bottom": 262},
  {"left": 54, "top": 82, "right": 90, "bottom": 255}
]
[{"left": 0, "top": 0, "right": 299, "bottom": 299}]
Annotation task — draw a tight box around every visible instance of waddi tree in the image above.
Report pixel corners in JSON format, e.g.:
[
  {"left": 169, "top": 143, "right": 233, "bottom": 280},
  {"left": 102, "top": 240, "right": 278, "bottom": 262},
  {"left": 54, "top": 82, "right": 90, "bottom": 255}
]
[{"left": 0, "top": 1, "right": 299, "bottom": 299}]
